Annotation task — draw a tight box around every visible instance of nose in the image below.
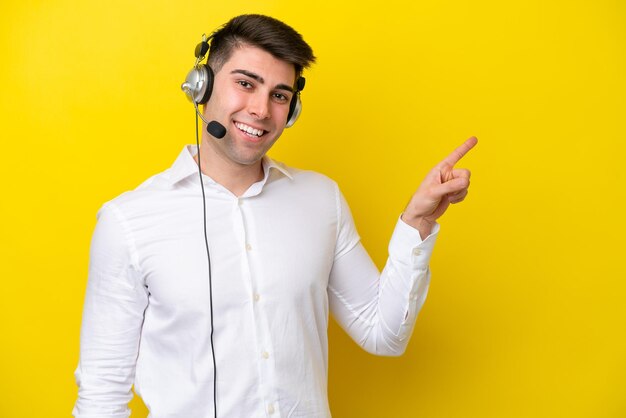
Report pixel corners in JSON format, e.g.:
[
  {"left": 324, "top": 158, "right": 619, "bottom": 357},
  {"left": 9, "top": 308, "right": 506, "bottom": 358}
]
[{"left": 248, "top": 92, "right": 271, "bottom": 120}]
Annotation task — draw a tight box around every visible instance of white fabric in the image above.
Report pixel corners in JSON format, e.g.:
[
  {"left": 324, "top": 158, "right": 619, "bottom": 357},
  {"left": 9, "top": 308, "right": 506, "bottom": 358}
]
[{"left": 73, "top": 145, "right": 438, "bottom": 418}]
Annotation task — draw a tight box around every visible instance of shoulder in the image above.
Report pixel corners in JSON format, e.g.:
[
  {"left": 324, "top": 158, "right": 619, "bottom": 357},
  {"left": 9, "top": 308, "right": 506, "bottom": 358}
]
[
  {"left": 97, "top": 165, "right": 179, "bottom": 221},
  {"left": 273, "top": 160, "right": 339, "bottom": 194},
  {"left": 263, "top": 159, "right": 344, "bottom": 218}
]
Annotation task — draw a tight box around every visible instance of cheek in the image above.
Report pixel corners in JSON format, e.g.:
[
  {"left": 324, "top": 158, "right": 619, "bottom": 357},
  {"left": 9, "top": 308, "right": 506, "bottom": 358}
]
[
  {"left": 220, "top": 92, "right": 247, "bottom": 114},
  {"left": 271, "top": 102, "right": 291, "bottom": 123},
  {"left": 208, "top": 84, "right": 246, "bottom": 114}
]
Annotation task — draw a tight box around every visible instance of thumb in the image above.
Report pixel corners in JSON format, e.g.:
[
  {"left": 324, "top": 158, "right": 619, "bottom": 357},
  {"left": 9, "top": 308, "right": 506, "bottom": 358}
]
[
  {"left": 432, "top": 176, "right": 469, "bottom": 197},
  {"left": 422, "top": 166, "right": 445, "bottom": 186}
]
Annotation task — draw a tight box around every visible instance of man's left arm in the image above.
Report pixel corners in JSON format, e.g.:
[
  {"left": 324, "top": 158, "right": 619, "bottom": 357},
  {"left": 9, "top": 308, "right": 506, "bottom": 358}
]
[{"left": 328, "top": 137, "right": 477, "bottom": 355}]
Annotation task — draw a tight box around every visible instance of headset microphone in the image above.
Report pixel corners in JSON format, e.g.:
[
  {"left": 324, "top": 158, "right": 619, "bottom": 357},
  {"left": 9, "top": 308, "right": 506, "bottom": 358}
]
[
  {"left": 181, "top": 83, "right": 227, "bottom": 139},
  {"left": 207, "top": 120, "right": 226, "bottom": 139}
]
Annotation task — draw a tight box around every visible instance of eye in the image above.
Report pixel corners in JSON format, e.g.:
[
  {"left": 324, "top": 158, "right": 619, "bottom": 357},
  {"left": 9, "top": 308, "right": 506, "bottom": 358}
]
[
  {"left": 237, "top": 80, "right": 253, "bottom": 89},
  {"left": 272, "top": 92, "right": 289, "bottom": 103}
]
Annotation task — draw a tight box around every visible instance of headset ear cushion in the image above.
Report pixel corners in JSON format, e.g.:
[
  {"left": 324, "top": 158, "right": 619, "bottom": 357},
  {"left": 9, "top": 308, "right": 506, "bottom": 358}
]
[
  {"left": 286, "top": 76, "right": 305, "bottom": 127},
  {"left": 286, "top": 94, "right": 302, "bottom": 128},
  {"left": 198, "top": 64, "right": 214, "bottom": 104}
]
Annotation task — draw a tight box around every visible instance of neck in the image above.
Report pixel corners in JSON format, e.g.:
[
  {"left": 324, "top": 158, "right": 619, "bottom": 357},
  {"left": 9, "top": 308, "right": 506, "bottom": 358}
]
[{"left": 194, "top": 145, "right": 264, "bottom": 197}]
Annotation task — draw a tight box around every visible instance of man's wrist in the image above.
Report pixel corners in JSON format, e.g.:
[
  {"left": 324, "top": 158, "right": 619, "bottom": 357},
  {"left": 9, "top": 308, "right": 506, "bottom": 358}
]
[{"left": 400, "top": 213, "right": 436, "bottom": 240}]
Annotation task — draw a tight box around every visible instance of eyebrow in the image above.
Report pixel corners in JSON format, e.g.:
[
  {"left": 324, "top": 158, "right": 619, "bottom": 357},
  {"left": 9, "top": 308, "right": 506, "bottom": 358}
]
[{"left": 230, "top": 69, "right": 294, "bottom": 93}]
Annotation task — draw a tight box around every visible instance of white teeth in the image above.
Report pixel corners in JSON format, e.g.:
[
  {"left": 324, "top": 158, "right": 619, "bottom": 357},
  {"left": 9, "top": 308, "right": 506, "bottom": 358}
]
[{"left": 235, "top": 122, "right": 264, "bottom": 137}]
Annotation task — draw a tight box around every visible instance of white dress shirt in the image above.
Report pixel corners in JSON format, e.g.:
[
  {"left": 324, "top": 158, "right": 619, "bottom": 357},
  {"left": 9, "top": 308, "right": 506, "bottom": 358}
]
[{"left": 73, "top": 145, "right": 438, "bottom": 418}]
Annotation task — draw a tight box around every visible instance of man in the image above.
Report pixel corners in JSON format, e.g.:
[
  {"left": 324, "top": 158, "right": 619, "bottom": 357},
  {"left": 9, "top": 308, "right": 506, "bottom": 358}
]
[{"left": 73, "top": 14, "right": 476, "bottom": 418}]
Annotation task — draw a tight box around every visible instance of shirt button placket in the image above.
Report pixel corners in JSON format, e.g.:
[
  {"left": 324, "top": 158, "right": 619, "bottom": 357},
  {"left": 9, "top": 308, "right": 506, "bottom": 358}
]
[{"left": 238, "top": 198, "right": 276, "bottom": 414}]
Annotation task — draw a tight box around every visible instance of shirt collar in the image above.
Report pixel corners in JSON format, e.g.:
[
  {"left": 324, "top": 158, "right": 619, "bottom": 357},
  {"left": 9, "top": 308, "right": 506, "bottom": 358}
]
[
  {"left": 167, "top": 145, "right": 293, "bottom": 186},
  {"left": 261, "top": 153, "right": 293, "bottom": 181}
]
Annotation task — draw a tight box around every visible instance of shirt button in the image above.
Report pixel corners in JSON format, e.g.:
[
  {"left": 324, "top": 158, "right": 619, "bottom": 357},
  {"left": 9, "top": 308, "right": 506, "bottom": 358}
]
[
  {"left": 253, "top": 293, "right": 260, "bottom": 302},
  {"left": 412, "top": 248, "right": 422, "bottom": 256},
  {"left": 237, "top": 198, "right": 243, "bottom": 206},
  {"left": 267, "top": 403, "right": 275, "bottom": 414},
  {"left": 246, "top": 243, "right": 252, "bottom": 251},
  {"left": 262, "top": 351, "right": 269, "bottom": 359}
]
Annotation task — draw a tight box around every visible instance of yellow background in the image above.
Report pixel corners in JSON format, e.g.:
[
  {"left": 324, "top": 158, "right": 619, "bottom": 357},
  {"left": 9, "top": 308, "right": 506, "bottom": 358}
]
[{"left": 1, "top": 0, "right": 625, "bottom": 417}]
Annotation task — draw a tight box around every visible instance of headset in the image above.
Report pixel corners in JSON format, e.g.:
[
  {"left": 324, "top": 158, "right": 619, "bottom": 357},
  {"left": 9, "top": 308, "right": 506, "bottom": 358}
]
[{"left": 181, "top": 33, "right": 306, "bottom": 129}]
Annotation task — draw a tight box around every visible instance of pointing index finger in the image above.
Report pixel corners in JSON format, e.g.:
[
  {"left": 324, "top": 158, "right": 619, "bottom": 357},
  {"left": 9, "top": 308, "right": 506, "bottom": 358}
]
[{"left": 441, "top": 136, "right": 478, "bottom": 167}]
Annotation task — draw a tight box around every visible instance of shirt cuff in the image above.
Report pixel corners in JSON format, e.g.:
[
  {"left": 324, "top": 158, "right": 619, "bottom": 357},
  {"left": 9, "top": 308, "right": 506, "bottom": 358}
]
[{"left": 388, "top": 216, "right": 439, "bottom": 269}]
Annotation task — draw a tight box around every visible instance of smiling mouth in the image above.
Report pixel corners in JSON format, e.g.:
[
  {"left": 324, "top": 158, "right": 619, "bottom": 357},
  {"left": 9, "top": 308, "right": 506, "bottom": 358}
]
[{"left": 234, "top": 122, "right": 268, "bottom": 138}]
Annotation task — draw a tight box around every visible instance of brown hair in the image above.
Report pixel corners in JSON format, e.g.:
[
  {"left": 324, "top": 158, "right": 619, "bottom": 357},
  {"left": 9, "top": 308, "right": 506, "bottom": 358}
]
[{"left": 207, "top": 14, "right": 316, "bottom": 81}]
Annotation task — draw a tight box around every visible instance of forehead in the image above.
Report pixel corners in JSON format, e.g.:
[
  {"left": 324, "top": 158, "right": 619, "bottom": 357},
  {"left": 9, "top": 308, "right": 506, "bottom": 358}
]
[{"left": 219, "top": 45, "right": 296, "bottom": 86}]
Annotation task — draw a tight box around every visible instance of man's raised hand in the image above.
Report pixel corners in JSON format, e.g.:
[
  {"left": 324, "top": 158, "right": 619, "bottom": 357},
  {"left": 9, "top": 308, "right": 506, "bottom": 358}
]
[{"left": 401, "top": 136, "right": 478, "bottom": 239}]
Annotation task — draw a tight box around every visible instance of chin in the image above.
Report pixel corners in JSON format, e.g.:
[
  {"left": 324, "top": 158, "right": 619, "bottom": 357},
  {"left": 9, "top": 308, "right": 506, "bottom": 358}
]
[{"left": 228, "top": 149, "right": 268, "bottom": 166}]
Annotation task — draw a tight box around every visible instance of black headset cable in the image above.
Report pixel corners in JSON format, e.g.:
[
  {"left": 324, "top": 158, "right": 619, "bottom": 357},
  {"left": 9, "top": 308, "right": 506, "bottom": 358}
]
[{"left": 195, "top": 106, "right": 218, "bottom": 418}]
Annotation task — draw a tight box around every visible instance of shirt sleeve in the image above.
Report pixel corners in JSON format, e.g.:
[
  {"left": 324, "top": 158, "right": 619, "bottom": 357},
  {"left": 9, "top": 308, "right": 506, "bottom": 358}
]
[
  {"left": 73, "top": 203, "right": 149, "bottom": 418},
  {"left": 328, "top": 186, "right": 438, "bottom": 356}
]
